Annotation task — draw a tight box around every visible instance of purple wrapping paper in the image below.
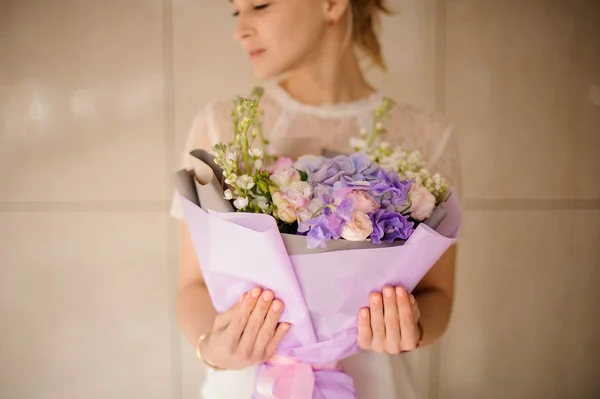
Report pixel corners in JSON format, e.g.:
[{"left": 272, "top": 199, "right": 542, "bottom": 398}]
[{"left": 176, "top": 168, "right": 462, "bottom": 398}]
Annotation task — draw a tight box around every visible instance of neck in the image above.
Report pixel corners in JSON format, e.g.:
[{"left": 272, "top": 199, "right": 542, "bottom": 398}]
[{"left": 278, "top": 43, "right": 375, "bottom": 107}]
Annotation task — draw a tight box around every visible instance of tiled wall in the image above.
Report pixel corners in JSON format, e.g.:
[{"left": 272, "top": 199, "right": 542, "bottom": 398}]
[{"left": 1, "top": 1, "right": 598, "bottom": 398}]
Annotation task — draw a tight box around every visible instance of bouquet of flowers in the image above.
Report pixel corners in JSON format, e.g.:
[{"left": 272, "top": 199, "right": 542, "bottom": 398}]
[
  {"left": 175, "top": 89, "right": 462, "bottom": 399},
  {"left": 206, "top": 88, "right": 450, "bottom": 250}
]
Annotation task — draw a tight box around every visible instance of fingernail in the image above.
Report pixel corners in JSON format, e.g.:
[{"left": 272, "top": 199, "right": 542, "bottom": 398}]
[
  {"left": 281, "top": 323, "right": 290, "bottom": 331},
  {"left": 262, "top": 290, "right": 274, "bottom": 301},
  {"left": 410, "top": 295, "right": 415, "bottom": 305},
  {"left": 384, "top": 287, "right": 394, "bottom": 298},
  {"left": 372, "top": 294, "right": 381, "bottom": 305},
  {"left": 271, "top": 300, "right": 282, "bottom": 311},
  {"left": 360, "top": 308, "right": 369, "bottom": 318},
  {"left": 396, "top": 287, "right": 405, "bottom": 297},
  {"left": 251, "top": 288, "right": 262, "bottom": 298}
]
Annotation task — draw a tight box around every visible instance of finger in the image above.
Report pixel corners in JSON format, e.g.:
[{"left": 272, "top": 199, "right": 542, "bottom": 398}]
[
  {"left": 238, "top": 290, "right": 274, "bottom": 358},
  {"left": 357, "top": 307, "right": 372, "bottom": 350},
  {"left": 227, "top": 287, "right": 262, "bottom": 344},
  {"left": 263, "top": 322, "right": 291, "bottom": 360},
  {"left": 369, "top": 292, "right": 385, "bottom": 353},
  {"left": 253, "top": 299, "right": 284, "bottom": 358},
  {"left": 383, "top": 286, "right": 401, "bottom": 354},
  {"left": 410, "top": 294, "right": 421, "bottom": 322},
  {"left": 396, "top": 287, "right": 418, "bottom": 350}
]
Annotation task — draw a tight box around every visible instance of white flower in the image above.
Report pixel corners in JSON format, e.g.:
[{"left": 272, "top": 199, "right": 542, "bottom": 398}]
[
  {"left": 250, "top": 148, "right": 263, "bottom": 158},
  {"left": 407, "top": 186, "right": 436, "bottom": 221},
  {"left": 270, "top": 167, "right": 300, "bottom": 190},
  {"left": 236, "top": 175, "right": 255, "bottom": 190},
  {"left": 350, "top": 137, "right": 367, "bottom": 150},
  {"left": 233, "top": 197, "right": 249, "bottom": 210},
  {"left": 223, "top": 189, "right": 233, "bottom": 200},
  {"left": 252, "top": 196, "right": 269, "bottom": 211},
  {"left": 226, "top": 151, "right": 238, "bottom": 162},
  {"left": 224, "top": 173, "right": 238, "bottom": 186},
  {"left": 254, "top": 159, "right": 263, "bottom": 170}
]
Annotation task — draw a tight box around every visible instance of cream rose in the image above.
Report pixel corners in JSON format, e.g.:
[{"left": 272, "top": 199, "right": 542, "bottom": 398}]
[
  {"left": 407, "top": 186, "right": 436, "bottom": 221},
  {"left": 272, "top": 192, "right": 297, "bottom": 223},
  {"left": 341, "top": 212, "right": 374, "bottom": 241}
]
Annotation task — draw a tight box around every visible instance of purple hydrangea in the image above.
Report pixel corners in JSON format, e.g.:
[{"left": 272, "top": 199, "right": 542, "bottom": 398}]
[
  {"left": 369, "top": 209, "right": 415, "bottom": 244},
  {"left": 296, "top": 153, "right": 381, "bottom": 187},
  {"left": 370, "top": 169, "right": 413, "bottom": 213}
]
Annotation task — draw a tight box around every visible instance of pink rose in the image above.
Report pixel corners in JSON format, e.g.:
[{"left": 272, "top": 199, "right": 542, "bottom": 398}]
[
  {"left": 284, "top": 181, "right": 313, "bottom": 209},
  {"left": 407, "top": 186, "right": 436, "bottom": 221},
  {"left": 348, "top": 191, "right": 380, "bottom": 214},
  {"left": 297, "top": 198, "right": 325, "bottom": 223},
  {"left": 267, "top": 157, "right": 294, "bottom": 173},
  {"left": 341, "top": 212, "right": 374, "bottom": 241}
]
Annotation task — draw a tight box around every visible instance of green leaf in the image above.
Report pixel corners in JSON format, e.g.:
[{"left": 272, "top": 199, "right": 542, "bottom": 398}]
[{"left": 297, "top": 169, "right": 308, "bottom": 182}]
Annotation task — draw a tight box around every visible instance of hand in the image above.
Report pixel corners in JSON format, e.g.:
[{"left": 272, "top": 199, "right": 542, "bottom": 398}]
[
  {"left": 202, "top": 287, "right": 290, "bottom": 370},
  {"left": 357, "top": 286, "right": 422, "bottom": 354}
]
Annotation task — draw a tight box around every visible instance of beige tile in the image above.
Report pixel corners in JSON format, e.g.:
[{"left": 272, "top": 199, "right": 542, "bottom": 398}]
[
  {"left": 445, "top": 0, "right": 600, "bottom": 200},
  {"left": 0, "top": 211, "right": 175, "bottom": 398},
  {"left": 438, "top": 210, "right": 600, "bottom": 398},
  {"left": 172, "top": 0, "right": 256, "bottom": 160},
  {"left": 171, "top": 0, "right": 440, "bottom": 159},
  {"left": 0, "top": 1, "right": 168, "bottom": 202},
  {"left": 368, "top": 0, "right": 438, "bottom": 110}
]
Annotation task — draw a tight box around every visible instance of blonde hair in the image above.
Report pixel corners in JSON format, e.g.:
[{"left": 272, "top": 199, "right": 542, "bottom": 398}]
[{"left": 350, "top": 0, "right": 392, "bottom": 70}]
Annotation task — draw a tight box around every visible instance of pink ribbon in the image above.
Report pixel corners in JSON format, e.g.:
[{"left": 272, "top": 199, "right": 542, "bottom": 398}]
[{"left": 256, "top": 355, "right": 342, "bottom": 399}]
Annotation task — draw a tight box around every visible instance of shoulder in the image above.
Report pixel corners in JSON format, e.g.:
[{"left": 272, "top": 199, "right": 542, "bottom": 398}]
[
  {"left": 387, "top": 101, "right": 453, "bottom": 140},
  {"left": 382, "top": 100, "right": 455, "bottom": 154}
]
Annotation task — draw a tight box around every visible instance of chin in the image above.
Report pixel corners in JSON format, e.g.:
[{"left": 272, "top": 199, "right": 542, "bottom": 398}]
[{"left": 251, "top": 59, "right": 292, "bottom": 81}]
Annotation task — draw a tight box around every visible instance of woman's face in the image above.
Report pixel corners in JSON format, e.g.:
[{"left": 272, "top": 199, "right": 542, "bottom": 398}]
[{"left": 231, "top": 0, "right": 329, "bottom": 79}]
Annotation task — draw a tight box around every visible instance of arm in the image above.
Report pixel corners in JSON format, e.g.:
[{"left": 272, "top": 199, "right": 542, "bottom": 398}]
[
  {"left": 176, "top": 220, "right": 216, "bottom": 348},
  {"left": 412, "top": 244, "right": 457, "bottom": 346}
]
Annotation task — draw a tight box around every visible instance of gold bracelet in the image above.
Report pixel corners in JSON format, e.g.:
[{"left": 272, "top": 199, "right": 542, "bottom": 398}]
[{"left": 196, "top": 332, "right": 223, "bottom": 371}]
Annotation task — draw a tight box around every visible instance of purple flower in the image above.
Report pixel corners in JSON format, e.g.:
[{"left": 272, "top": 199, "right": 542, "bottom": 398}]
[
  {"left": 297, "top": 185, "right": 355, "bottom": 248},
  {"left": 298, "top": 209, "right": 347, "bottom": 249},
  {"left": 369, "top": 170, "right": 413, "bottom": 213},
  {"left": 369, "top": 210, "right": 414, "bottom": 244},
  {"left": 299, "top": 153, "right": 381, "bottom": 187},
  {"left": 370, "top": 169, "right": 412, "bottom": 196}
]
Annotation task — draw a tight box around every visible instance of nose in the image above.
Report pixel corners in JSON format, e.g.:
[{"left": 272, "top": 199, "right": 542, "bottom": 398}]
[{"left": 234, "top": 15, "right": 254, "bottom": 42}]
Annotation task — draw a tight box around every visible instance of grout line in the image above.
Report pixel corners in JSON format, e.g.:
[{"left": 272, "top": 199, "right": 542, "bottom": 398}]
[
  {"left": 161, "top": 0, "right": 182, "bottom": 398},
  {"left": 431, "top": 0, "right": 448, "bottom": 397}
]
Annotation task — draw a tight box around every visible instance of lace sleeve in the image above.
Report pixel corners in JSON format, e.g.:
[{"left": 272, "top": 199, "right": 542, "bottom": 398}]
[{"left": 169, "top": 103, "right": 219, "bottom": 220}]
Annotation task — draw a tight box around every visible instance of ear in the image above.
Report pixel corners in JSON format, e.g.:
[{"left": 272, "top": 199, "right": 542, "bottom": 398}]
[{"left": 322, "top": 0, "right": 350, "bottom": 23}]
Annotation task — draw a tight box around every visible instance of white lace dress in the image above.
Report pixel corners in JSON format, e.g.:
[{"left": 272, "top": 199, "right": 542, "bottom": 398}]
[{"left": 171, "top": 83, "right": 462, "bottom": 399}]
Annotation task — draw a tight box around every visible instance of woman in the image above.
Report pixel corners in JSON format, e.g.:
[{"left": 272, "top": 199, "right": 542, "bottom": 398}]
[{"left": 171, "top": 0, "right": 462, "bottom": 397}]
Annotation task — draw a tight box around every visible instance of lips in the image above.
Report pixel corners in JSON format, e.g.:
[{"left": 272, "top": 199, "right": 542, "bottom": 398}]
[{"left": 248, "top": 49, "right": 265, "bottom": 60}]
